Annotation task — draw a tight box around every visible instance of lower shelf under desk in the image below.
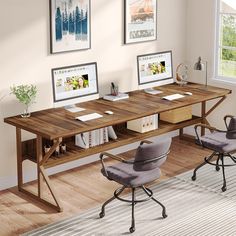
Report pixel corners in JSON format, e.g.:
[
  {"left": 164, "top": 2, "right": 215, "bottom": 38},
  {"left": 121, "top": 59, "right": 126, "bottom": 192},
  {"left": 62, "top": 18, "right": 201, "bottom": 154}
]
[{"left": 22, "top": 116, "right": 202, "bottom": 169}]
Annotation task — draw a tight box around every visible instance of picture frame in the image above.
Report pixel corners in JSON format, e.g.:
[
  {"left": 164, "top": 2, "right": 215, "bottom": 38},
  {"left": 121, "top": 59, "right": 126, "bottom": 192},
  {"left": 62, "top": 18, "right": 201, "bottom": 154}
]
[
  {"left": 137, "top": 51, "right": 173, "bottom": 86},
  {"left": 124, "top": 0, "right": 157, "bottom": 44},
  {"left": 49, "top": 0, "right": 91, "bottom": 54},
  {"left": 51, "top": 62, "right": 98, "bottom": 105}
]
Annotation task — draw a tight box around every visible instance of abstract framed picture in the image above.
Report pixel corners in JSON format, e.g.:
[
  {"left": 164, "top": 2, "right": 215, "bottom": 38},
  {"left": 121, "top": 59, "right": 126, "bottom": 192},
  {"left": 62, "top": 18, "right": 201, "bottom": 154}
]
[
  {"left": 124, "top": 0, "right": 157, "bottom": 44},
  {"left": 50, "top": 0, "right": 91, "bottom": 54}
]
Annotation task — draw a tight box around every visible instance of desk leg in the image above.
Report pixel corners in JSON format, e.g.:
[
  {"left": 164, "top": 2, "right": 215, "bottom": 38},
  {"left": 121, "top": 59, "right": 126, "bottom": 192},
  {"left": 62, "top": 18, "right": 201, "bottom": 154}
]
[
  {"left": 19, "top": 135, "right": 63, "bottom": 212},
  {"left": 36, "top": 135, "right": 63, "bottom": 212},
  {"left": 36, "top": 136, "right": 43, "bottom": 198},
  {"left": 201, "top": 101, "right": 206, "bottom": 136},
  {"left": 201, "top": 96, "right": 226, "bottom": 136},
  {"left": 16, "top": 128, "right": 23, "bottom": 190},
  {"left": 39, "top": 165, "right": 62, "bottom": 211},
  {"left": 179, "top": 128, "right": 184, "bottom": 138},
  {"left": 179, "top": 97, "right": 226, "bottom": 140}
]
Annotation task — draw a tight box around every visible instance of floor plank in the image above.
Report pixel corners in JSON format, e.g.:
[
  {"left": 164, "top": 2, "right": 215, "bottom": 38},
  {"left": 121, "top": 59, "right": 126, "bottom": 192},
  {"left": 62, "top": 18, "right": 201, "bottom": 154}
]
[{"left": 0, "top": 137, "right": 211, "bottom": 236}]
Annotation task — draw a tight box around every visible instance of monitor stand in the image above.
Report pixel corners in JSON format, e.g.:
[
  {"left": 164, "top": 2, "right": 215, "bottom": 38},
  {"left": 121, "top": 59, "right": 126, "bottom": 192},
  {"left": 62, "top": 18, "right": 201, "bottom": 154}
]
[
  {"left": 144, "top": 88, "right": 163, "bottom": 95},
  {"left": 64, "top": 104, "right": 85, "bottom": 113}
]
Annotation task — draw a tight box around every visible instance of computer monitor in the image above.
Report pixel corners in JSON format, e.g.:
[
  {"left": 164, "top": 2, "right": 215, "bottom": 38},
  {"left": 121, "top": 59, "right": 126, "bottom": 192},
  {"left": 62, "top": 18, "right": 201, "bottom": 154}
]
[
  {"left": 137, "top": 51, "right": 174, "bottom": 91},
  {"left": 52, "top": 62, "right": 99, "bottom": 108}
]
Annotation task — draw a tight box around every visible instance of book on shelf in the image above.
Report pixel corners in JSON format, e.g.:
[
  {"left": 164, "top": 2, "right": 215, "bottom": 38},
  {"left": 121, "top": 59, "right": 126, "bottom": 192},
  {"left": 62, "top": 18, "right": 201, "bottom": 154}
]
[
  {"left": 90, "top": 130, "right": 97, "bottom": 147},
  {"left": 95, "top": 129, "right": 100, "bottom": 146},
  {"left": 104, "top": 127, "right": 109, "bottom": 143},
  {"left": 75, "top": 132, "right": 89, "bottom": 149},
  {"left": 103, "top": 93, "right": 129, "bottom": 101},
  {"left": 108, "top": 126, "right": 117, "bottom": 140},
  {"left": 75, "top": 126, "right": 116, "bottom": 149},
  {"left": 99, "top": 128, "right": 104, "bottom": 145}
]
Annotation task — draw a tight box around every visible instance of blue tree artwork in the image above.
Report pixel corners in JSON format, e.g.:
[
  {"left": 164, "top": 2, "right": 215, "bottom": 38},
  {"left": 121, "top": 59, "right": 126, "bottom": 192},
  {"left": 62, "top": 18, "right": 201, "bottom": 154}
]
[
  {"left": 51, "top": 0, "right": 90, "bottom": 53},
  {"left": 55, "top": 7, "right": 62, "bottom": 40}
]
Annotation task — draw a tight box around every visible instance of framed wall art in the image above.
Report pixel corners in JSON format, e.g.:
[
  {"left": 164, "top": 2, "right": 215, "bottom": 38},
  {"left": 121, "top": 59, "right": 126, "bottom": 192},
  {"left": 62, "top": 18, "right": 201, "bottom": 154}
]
[
  {"left": 124, "top": 0, "right": 157, "bottom": 44},
  {"left": 50, "top": 0, "right": 91, "bottom": 54}
]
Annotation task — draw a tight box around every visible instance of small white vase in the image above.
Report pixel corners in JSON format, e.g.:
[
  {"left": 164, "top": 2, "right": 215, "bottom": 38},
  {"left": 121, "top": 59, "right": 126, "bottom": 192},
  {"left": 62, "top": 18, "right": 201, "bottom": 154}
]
[{"left": 21, "top": 104, "right": 30, "bottom": 118}]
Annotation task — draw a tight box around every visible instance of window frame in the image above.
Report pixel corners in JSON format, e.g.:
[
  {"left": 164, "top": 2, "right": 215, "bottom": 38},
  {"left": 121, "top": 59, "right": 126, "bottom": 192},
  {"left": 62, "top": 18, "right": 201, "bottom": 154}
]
[{"left": 215, "top": 0, "right": 236, "bottom": 83}]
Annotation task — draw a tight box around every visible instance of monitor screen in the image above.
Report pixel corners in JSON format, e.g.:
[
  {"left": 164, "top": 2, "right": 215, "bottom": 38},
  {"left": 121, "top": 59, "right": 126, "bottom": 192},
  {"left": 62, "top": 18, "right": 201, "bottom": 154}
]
[
  {"left": 52, "top": 62, "right": 99, "bottom": 107},
  {"left": 137, "top": 51, "right": 173, "bottom": 89}
]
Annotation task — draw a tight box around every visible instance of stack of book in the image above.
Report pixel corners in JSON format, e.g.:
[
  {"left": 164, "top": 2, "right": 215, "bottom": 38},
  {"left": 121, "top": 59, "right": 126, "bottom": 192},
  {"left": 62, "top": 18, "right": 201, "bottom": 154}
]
[
  {"left": 103, "top": 93, "right": 129, "bottom": 101},
  {"left": 75, "top": 126, "right": 117, "bottom": 149}
]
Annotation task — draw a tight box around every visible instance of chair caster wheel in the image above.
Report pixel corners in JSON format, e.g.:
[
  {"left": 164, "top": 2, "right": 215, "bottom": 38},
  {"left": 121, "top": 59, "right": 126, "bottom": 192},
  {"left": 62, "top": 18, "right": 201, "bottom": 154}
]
[
  {"left": 162, "top": 212, "right": 168, "bottom": 218},
  {"left": 191, "top": 175, "right": 196, "bottom": 181},
  {"left": 216, "top": 166, "right": 220, "bottom": 171},
  {"left": 129, "top": 227, "right": 135, "bottom": 233},
  {"left": 222, "top": 186, "right": 227, "bottom": 192},
  {"left": 99, "top": 211, "right": 105, "bottom": 218}
]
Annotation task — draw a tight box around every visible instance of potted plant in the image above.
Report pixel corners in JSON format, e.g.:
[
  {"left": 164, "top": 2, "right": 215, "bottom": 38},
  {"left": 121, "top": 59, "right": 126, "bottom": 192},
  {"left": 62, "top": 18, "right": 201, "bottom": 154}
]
[{"left": 10, "top": 84, "right": 37, "bottom": 117}]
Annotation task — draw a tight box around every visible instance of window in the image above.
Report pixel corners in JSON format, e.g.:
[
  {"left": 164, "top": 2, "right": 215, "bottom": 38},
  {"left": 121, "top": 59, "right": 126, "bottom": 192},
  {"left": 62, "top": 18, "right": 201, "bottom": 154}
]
[{"left": 215, "top": 0, "right": 236, "bottom": 81}]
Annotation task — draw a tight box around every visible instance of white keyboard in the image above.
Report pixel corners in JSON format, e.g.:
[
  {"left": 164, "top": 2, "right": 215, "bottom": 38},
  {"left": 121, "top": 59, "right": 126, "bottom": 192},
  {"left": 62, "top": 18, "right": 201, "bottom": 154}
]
[
  {"left": 76, "top": 113, "right": 103, "bottom": 122},
  {"left": 162, "top": 94, "right": 185, "bottom": 101}
]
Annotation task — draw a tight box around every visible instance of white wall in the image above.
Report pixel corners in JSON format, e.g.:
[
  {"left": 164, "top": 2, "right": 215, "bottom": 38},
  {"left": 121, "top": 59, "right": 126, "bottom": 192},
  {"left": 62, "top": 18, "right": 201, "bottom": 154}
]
[
  {"left": 186, "top": 0, "right": 236, "bottom": 130},
  {"left": 0, "top": 0, "right": 187, "bottom": 190}
]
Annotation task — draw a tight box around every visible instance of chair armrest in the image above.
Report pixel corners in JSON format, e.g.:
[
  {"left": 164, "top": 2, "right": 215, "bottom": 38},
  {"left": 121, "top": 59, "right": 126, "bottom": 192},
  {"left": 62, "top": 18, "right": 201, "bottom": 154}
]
[
  {"left": 224, "top": 115, "right": 234, "bottom": 129},
  {"left": 100, "top": 152, "right": 126, "bottom": 162},
  {"left": 99, "top": 152, "right": 130, "bottom": 177},
  {"left": 140, "top": 140, "right": 153, "bottom": 145},
  {"left": 195, "top": 123, "right": 218, "bottom": 132},
  {"left": 194, "top": 124, "right": 218, "bottom": 146}
]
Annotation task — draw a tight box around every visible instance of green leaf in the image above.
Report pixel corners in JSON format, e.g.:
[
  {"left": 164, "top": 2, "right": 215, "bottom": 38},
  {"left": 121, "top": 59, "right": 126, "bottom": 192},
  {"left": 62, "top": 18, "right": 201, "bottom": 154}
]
[{"left": 10, "top": 84, "right": 37, "bottom": 105}]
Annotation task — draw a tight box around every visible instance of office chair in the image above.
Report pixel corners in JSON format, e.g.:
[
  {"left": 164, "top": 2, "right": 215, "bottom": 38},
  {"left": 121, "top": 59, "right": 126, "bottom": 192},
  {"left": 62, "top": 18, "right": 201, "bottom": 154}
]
[
  {"left": 99, "top": 138, "right": 171, "bottom": 233},
  {"left": 192, "top": 115, "right": 236, "bottom": 192}
]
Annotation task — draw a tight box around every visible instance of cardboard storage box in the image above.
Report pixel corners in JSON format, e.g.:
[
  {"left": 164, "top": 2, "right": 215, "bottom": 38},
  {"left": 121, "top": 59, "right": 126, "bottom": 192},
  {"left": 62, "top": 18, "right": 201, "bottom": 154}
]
[{"left": 160, "top": 106, "right": 192, "bottom": 124}]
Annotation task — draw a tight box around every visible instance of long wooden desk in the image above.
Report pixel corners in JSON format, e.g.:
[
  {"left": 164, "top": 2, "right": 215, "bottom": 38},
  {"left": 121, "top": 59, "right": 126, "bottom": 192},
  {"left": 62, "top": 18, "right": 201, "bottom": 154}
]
[{"left": 4, "top": 82, "right": 231, "bottom": 212}]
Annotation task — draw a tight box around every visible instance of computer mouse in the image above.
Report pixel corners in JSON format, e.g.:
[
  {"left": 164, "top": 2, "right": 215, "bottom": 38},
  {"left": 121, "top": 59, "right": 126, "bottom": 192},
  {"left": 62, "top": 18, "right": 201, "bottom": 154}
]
[
  {"left": 104, "top": 110, "right": 114, "bottom": 115},
  {"left": 184, "top": 92, "right": 193, "bottom": 96}
]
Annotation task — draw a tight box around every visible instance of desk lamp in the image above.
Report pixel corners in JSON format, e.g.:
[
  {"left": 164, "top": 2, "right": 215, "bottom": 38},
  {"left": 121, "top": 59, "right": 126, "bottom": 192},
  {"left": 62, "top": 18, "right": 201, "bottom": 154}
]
[{"left": 194, "top": 57, "right": 208, "bottom": 89}]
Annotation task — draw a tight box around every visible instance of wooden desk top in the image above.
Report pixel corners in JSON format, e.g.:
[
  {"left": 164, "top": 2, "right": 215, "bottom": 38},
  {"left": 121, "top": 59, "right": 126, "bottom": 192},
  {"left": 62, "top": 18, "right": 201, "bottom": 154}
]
[{"left": 4, "top": 83, "right": 231, "bottom": 140}]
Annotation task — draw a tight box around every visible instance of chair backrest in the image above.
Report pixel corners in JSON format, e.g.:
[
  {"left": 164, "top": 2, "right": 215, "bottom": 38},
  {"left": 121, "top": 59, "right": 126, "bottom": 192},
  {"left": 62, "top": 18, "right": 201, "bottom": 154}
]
[
  {"left": 133, "top": 138, "right": 172, "bottom": 171},
  {"left": 226, "top": 117, "right": 236, "bottom": 139}
]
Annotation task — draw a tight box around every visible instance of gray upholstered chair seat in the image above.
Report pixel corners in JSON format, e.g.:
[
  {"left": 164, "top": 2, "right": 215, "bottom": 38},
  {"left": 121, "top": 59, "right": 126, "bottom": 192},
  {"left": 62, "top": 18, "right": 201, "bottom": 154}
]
[
  {"left": 102, "top": 160, "right": 161, "bottom": 188},
  {"left": 200, "top": 131, "right": 236, "bottom": 153}
]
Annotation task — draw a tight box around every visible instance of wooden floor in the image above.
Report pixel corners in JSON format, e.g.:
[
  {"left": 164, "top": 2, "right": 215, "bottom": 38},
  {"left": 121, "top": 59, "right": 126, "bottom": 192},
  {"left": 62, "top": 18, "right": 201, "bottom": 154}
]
[{"left": 0, "top": 138, "right": 211, "bottom": 236}]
